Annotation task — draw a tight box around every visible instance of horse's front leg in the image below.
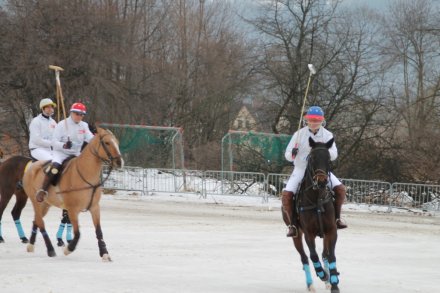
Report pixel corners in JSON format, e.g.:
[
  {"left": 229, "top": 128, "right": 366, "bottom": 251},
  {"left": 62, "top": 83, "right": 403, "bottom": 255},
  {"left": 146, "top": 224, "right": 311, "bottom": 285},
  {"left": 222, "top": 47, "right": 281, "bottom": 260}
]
[
  {"left": 64, "top": 210, "right": 80, "bottom": 256},
  {"left": 304, "top": 234, "right": 328, "bottom": 282},
  {"left": 292, "top": 231, "right": 314, "bottom": 291},
  {"left": 326, "top": 233, "right": 340, "bottom": 293},
  {"left": 90, "top": 205, "right": 111, "bottom": 261}
]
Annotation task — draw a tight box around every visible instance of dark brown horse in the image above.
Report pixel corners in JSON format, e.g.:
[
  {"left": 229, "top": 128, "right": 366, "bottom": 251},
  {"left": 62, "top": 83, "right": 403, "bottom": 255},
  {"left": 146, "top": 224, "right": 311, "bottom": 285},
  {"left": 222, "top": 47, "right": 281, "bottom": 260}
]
[
  {"left": 283, "top": 137, "right": 341, "bottom": 293},
  {"left": 0, "top": 155, "right": 32, "bottom": 243},
  {"left": 22, "top": 128, "right": 123, "bottom": 260}
]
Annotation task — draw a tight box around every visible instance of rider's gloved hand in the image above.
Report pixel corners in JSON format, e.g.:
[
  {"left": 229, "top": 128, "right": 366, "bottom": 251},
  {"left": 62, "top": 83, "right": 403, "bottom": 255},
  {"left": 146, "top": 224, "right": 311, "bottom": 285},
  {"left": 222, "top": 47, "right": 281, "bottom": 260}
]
[
  {"left": 63, "top": 140, "right": 73, "bottom": 149},
  {"left": 291, "top": 147, "right": 298, "bottom": 159}
]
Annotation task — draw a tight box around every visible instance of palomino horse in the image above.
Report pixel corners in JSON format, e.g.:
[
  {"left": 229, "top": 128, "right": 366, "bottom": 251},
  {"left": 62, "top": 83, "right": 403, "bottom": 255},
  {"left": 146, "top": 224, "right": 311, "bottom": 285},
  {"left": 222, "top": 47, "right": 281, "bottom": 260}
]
[
  {"left": 22, "top": 128, "right": 123, "bottom": 260},
  {"left": 0, "top": 155, "right": 32, "bottom": 243},
  {"left": 283, "top": 137, "right": 341, "bottom": 293}
]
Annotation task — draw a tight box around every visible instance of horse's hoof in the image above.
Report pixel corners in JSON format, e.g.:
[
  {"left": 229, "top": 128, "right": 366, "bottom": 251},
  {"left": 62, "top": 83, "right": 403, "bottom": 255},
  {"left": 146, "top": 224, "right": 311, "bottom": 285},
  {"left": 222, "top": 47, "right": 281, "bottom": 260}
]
[
  {"left": 21, "top": 237, "right": 29, "bottom": 244},
  {"left": 57, "top": 238, "right": 65, "bottom": 247},
  {"left": 47, "top": 250, "right": 56, "bottom": 257},
  {"left": 307, "top": 284, "right": 316, "bottom": 292},
  {"left": 102, "top": 254, "right": 112, "bottom": 262},
  {"left": 0, "top": 236, "right": 4, "bottom": 243},
  {"left": 27, "top": 244, "right": 34, "bottom": 253},
  {"left": 331, "top": 285, "right": 340, "bottom": 293},
  {"left": 63, "top": 247, "right": 73, "bottom": 256}
]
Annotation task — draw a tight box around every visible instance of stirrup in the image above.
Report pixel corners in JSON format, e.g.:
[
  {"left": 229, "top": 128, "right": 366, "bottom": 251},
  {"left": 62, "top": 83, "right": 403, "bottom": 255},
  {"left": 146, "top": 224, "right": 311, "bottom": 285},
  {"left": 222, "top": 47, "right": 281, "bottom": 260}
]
[
  {"left": 36, "top": 189, "right": 48, "bottom": 202},
  {"left": 286, "top": 225, "right": 298, "bottom": 238},
  {"left": 336, "top": 218, "right": 347, "bottom": 229}
]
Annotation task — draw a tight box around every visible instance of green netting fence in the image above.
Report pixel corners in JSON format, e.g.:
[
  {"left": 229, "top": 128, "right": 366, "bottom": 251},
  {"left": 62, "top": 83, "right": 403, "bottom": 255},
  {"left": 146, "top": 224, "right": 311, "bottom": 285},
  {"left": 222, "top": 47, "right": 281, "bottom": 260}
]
[
  {"left": 221, "top": 130, "right": 291, "bottom": 173},
  {"left": 98, "top": 123, "right": 184, "bottom": 169}
]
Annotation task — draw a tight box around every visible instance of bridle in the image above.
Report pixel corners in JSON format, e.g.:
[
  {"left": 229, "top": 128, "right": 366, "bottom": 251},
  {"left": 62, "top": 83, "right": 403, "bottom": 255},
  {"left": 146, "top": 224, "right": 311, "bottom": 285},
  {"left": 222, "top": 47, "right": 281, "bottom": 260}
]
[
  {"left": 89, "top": 132, "right": 121, "bottom": 165},
  {"left": 307, "top": 146, "right": 331, "bottom": 190}
]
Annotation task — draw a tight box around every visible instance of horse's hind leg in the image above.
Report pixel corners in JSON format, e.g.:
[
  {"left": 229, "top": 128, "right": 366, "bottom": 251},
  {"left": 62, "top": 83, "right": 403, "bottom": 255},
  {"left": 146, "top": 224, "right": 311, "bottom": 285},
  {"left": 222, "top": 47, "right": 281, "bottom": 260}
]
[
  {"left": 293, "top": 232, "right": 314, "bottom": 291},
  {"left": 11, "top": 190, "right": 29, "bottom": 243},
  {"left": 0, "top": 186, "right": 13, "bottom": 243},
  {"left": 27, "top": 203, "right": 56, "bottom": 257},
  {"left": 90, "top": 205, "right": 111, "bottom": 261},
  {"left": 305, "top": 235, "right": 328, "bottom": 282}
]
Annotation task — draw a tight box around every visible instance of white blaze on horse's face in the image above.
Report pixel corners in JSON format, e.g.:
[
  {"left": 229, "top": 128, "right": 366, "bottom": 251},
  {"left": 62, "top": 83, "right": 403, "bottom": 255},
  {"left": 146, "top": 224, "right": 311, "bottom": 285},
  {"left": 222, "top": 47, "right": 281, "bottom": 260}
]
[{"left": 108, "top": 135, "right": 124, "bottom": 168}]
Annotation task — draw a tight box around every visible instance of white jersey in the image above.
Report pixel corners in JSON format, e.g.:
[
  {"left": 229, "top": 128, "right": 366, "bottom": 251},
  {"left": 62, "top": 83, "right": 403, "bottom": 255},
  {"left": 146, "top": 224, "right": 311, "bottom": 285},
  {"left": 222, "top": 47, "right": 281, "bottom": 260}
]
[
  {"left": 29, "top": 114, "right": 57, "bottom": 150},
  {"left": 283, "top": 126, "right": 341, "bottom": 193},
  {"left": 284, "top": 126, "right": 338, "bottom": 169},
  {"left": 52, "top": 116, "right": 94, "bottom": 163}
]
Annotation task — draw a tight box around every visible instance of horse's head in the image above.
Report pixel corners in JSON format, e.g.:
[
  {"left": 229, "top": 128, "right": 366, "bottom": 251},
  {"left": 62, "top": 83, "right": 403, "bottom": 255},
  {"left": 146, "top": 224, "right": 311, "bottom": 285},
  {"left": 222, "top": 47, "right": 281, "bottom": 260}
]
[
  {"left": 308, "top": 137, "right": 334, "bottom": 189},
  {"left": 90, "top": 127, "right": 124, "bottom": 169}
]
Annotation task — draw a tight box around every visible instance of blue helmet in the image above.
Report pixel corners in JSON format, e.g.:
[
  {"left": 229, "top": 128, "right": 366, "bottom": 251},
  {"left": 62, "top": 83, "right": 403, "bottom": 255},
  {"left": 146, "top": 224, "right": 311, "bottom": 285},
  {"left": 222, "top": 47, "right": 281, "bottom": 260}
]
[{"left": 305, "top": 106, "right": 324, "bottom": 121}]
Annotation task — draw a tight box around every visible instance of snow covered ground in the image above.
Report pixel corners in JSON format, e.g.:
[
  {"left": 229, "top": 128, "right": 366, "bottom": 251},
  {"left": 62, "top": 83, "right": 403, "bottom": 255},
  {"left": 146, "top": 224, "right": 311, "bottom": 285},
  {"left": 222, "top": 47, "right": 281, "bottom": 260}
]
[{"left": 0, "top": 191, "right": 439, "bottom": 293}]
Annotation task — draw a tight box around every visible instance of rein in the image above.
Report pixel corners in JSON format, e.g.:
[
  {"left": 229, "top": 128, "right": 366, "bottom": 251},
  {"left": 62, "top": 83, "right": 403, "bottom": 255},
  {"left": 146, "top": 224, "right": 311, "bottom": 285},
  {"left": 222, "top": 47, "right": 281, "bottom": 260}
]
[{"left": 56, "top": 133, "right": 118, "bottom": 211}]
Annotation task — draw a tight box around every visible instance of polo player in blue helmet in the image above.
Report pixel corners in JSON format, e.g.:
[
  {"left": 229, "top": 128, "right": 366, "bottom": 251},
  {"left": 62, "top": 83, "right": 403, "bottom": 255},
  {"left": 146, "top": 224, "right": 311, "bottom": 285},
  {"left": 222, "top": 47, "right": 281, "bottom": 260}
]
[{"left": 282, "top": 106, "right": 347, "bottom": 237}]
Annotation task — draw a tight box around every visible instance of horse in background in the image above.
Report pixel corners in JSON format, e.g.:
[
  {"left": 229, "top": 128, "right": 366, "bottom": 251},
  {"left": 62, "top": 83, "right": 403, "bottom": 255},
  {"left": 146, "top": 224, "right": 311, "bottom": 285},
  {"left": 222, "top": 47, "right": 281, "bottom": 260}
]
[
  {"left": 0, "top": 155, "right": 32, "bottom": 243},
  {"left": 22, "top": 128, "right": 123, "bottom": 260},
  {"left": 283, "top": 137, "right": 341, "bottom": 293}
]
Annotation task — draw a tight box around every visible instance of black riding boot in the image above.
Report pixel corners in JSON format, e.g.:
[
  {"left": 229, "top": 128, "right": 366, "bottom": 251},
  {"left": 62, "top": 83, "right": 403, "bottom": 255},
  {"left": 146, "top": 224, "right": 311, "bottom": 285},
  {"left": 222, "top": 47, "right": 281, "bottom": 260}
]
[
  {"left": 333, "top": 185, "right": 348, "bottom": 229},
  {"left": 282, "top": 191, "right": 298, "bottom": 237},
  {"left": 36, "top": 163, "right": 61, "bottom": 202}
]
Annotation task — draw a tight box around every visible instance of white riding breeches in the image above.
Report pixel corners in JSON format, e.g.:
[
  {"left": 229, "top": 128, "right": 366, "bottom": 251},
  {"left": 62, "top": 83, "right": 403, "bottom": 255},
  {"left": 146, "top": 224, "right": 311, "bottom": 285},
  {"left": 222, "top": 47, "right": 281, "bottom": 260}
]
[
  {"left": 52, "top": 150, "right": 74, "bottom": 165},
  {"left": 30, "top": 148, "right": 52, "bottom": 161},
  {"left": 284, "top": 166, "right": 342, "bottom": 194}
]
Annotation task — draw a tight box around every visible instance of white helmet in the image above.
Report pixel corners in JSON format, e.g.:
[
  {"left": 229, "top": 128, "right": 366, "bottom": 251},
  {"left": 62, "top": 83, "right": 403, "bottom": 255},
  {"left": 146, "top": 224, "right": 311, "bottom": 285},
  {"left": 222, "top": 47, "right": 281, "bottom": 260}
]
[{"left": 39, "top": 98, "right": 56, "bottom": 110}]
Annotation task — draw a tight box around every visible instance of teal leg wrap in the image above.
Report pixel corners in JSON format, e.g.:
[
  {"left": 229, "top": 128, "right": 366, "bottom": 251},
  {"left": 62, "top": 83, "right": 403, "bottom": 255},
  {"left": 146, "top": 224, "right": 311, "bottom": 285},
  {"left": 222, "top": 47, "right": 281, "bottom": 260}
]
[
  {"left": 66, "top": 224, "right": 73, "bottom": 241},
  {"left": 56, "top": 223, "right": 65, "bottom": 239},
  {"left": 303, "top": 264, "right": 313, "bottom": 287},
  {"left": 15, "top": 219, "right": 26, "bottom": 238}
]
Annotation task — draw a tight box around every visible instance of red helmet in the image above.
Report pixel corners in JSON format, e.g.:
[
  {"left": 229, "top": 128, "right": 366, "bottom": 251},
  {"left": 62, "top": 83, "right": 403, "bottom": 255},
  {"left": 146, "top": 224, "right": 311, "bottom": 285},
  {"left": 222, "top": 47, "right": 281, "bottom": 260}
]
[{"left": 70, "top": 102, "right": 87, "bottom": 115}]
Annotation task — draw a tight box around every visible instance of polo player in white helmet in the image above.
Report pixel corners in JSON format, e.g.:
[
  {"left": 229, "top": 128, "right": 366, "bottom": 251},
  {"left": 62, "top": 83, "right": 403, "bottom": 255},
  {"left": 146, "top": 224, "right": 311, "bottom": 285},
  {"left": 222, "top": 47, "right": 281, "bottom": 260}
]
[{"left": 29, "top": 98, "right": 57, "bottom": 161}]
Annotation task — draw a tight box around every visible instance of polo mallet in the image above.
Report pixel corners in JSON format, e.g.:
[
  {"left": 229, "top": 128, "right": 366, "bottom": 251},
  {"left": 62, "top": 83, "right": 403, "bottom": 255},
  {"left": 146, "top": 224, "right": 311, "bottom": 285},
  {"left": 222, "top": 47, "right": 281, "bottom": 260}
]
[
  {"left": 292, "top": 64, "right": 317, "bottom": 157},
  {"left": 49, "top": 65, "right": 70, "bottom": 142}
]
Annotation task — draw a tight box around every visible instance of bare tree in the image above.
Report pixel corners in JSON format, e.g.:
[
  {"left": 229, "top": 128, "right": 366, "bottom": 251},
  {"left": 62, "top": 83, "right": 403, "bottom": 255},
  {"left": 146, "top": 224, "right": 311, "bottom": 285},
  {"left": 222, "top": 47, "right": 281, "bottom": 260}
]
[{"left": 380, "top": 0, "right": 440, "bottom": 181}]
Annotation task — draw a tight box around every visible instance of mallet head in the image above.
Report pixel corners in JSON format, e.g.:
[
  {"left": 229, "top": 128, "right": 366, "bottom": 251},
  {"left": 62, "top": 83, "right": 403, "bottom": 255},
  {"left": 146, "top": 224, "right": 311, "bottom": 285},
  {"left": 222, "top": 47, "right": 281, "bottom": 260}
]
[
  {"left": 308, "top": 64, "right": 316, "bottom": 75},
  {"left": 49, "top": 65, "right": 64, "bottom": 72}
]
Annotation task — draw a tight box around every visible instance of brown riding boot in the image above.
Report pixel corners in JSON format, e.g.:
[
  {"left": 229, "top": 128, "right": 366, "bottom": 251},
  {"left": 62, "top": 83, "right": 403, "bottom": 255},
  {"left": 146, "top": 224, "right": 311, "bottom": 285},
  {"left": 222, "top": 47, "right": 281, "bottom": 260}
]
[
  {"left": 333, "top": 184, "right": 348, "bottom": 229},
  {"left": 35, "top": 163, "right": 60, "bottom": 202},
  {"left": 282, "top": 191, "right": 298, "bottom": 237}
]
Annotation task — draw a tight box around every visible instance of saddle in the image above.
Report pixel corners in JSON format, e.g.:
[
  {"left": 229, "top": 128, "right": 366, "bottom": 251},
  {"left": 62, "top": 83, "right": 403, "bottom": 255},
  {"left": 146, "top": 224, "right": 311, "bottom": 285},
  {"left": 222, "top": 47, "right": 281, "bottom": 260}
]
[{"left": 40, "top": 156, "right": 76, "bottom": 186}]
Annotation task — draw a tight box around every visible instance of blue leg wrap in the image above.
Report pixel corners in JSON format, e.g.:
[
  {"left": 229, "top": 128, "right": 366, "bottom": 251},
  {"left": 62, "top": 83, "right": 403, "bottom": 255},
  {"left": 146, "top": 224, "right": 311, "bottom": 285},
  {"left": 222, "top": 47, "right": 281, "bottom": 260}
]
[
  {"left": 66, "top": 224, "right": 73, "bottom": 241},
  {"left": 329, "top": 262, "right": 339, "bottom": 285},
  {"left": 15, "top": 220, "right": 26, "bottom": 238},
  {"left": 56, "top": 223, "right": 65, "bottom": 239},
  {"left": 41, "top": 231, "right": 48, "bottom": 237},
  {"left": 303, "top": 264, "right": 313, "bottom": 286},
  {"left": 313, "top": 261, "right": 325, "bottom": 278}
]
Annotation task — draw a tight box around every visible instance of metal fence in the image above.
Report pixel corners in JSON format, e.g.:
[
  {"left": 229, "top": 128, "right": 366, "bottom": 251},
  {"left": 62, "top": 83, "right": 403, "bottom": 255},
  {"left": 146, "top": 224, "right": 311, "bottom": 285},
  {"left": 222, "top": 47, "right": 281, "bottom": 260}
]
[{"left": 102, "top": 167, "right": 440, "bottom": 212}]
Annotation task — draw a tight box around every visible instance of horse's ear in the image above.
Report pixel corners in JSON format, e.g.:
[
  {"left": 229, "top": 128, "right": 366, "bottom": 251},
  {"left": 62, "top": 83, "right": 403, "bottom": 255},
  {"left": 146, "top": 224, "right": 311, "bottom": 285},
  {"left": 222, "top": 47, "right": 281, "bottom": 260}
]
[
  {"left": 326, "top": 138, "right": 334, "bottom": 149},
  {"left": 309, "top": 137, "right": 316, "bottom": 148}
]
